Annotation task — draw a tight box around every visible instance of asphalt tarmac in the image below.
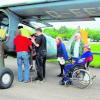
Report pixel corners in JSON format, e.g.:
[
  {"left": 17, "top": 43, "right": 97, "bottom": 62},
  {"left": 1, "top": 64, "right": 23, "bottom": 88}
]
[{"left": 0, "top": 57, "right": 100, "bottom": 100}]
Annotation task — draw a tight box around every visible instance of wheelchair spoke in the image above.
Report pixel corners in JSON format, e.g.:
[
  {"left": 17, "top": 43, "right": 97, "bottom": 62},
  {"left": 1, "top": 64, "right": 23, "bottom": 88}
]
[{"left": 72, "top": 69, "right": 91, "bottom": 89}]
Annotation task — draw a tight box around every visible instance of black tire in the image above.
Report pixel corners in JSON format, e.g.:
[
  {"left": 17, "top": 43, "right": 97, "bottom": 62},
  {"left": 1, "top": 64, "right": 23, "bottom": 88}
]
[{"left": 0, "top": 68, "right": 14, "bottom": 89}]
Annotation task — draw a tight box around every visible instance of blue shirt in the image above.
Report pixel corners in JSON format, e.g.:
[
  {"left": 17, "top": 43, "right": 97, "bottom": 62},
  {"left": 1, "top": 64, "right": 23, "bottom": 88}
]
[
  {"left": 81, "top": 51, "right": 93, "bottom": 59},
  {"left": 75, "top": 51, "right": 93, "bottom": 64},
  {"left": 57, "top": 42, "right": 68, "bottom": 60}
]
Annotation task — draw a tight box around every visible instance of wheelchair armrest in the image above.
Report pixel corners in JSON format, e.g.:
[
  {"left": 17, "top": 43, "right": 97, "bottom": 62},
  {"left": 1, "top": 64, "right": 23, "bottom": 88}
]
[{"left": 67, "top": 57, "right": 73, "bottom": 63}]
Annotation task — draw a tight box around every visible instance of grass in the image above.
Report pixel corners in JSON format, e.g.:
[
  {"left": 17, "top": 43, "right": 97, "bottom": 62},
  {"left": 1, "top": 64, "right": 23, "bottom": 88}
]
[
  {"left": 47, "top": 59, "right": 57, "bottom": 63},
  {"left": 90, "top": 43, "right": 100, "bottom": 68}
]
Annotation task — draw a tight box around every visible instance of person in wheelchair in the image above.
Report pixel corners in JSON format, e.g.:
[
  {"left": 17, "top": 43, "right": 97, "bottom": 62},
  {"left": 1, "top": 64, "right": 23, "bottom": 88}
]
[{"left": 60, "top": 45, "right": 93, "bottom": 85}]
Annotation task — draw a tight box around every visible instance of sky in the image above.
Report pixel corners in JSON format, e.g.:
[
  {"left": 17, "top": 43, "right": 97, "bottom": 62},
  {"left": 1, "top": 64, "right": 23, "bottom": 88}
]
[{"left": 49, "top": 18, "right": 100, "bottom": 29}]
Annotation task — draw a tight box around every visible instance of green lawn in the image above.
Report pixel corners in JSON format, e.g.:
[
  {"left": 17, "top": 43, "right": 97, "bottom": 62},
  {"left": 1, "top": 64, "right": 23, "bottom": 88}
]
[
  {"left": 90, "top": 43, "right": 100, "bottom": 68},
  {"left": 47, "top": 59, "right": 57, "bottom": 63}
]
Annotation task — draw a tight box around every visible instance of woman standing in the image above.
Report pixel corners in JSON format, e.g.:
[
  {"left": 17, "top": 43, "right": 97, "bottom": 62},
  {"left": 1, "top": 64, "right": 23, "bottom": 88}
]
[{"left": 56, "top": 37, "right": 68, "bottom": 77}]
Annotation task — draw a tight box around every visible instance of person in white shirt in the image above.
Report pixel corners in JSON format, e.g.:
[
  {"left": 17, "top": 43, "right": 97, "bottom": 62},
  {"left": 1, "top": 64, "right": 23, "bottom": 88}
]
[{"left": 70, "top": 33, "right": 84, "bottom": 60}]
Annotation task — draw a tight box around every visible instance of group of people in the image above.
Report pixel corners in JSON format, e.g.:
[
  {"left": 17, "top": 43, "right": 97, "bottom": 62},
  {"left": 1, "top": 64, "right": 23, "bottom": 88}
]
[
  {"left": 56, "top": 33, "right": 93, "bottom": 85},
  {"left": 14, "top": 25, "right": 93, "bottom": 85},
  {"left": 14, "top": 26, "right": 47, "bottom": 82},
  {"left": 56, "top": 33, "right": 84, "bottom": 77}
]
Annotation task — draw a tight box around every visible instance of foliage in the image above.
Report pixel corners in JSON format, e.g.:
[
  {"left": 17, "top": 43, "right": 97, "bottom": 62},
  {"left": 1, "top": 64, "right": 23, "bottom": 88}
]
[
  {"left": 86, "top": 29, "right": 100, "bottom": 41},
  {"left": 43, "top": 26, "right": 100, "bottom": 41},
  {"left": 43, "top": 26, "right": 76, "bottom": 40},
  {"left": 43, "top": 28, "right": 58, "bottom": 38}
]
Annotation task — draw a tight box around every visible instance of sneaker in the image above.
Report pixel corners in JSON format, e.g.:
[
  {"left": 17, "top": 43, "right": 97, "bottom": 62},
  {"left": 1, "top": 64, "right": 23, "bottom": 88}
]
[
  {"left": 30, "top": 65, "right": 34, "bottom": 72},
  {"left": 24, "top": 80, "right": 31, "bottom": 83},
  {"left": 33, "top": 77, "right": 40, "bottom": 81},
  {"left": 18, "top": 80, "right": 23, "bottom": 82},
  {"left": 57, "top": 73, "right": 63, "bottom": 77},
  {"left": 59, "top": 80, "right": 65, "bottom": 85},
  {"left": 36, "top": 80, "right": 45, "bottom": 84}
]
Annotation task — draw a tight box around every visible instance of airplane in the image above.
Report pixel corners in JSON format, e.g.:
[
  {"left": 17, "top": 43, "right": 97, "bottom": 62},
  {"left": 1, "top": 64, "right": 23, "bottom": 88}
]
[{"left": 0, "top": 0, "right": 100, "bottom": 89}]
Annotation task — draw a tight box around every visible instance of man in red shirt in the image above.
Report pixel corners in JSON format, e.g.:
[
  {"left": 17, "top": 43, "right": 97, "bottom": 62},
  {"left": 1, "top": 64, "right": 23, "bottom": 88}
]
[{"left": 14, "top": 26, "right": 32, "bottom": 82}]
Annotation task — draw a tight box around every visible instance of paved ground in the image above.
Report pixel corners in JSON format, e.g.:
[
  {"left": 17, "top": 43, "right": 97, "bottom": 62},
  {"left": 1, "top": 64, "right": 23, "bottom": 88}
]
[{"left": 0, "top": 57, "right": 100, "bottom": 100}]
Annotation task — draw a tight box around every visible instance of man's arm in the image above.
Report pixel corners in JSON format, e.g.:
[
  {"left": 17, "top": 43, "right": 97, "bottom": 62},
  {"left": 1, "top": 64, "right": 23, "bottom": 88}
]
[
  {"left": 29, "top": 45, "right": 32, "bottom": 50},
  {"left": 31, "top": 37, "right": 40, "bottom": 47}
]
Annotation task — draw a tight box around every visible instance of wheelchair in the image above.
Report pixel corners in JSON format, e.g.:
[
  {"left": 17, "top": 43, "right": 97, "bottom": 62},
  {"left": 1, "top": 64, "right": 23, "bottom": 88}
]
[{"left": 59, "top": 51, "right": 96, "bottom": 89}]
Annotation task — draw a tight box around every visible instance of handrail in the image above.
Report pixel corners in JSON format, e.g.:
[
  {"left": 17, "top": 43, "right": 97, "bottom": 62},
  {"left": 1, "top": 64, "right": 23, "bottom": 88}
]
[{"left": 93, "top": 52, "right": 100, "bottom": 55}]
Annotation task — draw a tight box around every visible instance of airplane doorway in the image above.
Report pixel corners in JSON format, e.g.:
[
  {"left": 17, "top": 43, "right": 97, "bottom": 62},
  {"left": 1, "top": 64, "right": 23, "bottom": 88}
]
[{"left": 0, "top": 11, "right": 9, "bottom": 40}]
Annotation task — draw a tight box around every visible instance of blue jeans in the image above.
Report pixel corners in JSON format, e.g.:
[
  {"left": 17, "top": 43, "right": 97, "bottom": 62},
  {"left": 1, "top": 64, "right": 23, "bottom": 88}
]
[{"left": 17, "top": 52, "right": 30, "bottom": 81}]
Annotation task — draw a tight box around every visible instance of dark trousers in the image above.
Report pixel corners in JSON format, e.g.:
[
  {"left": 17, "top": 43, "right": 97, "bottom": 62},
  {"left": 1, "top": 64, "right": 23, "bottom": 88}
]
[
  {"left": 43, "top": 56, "right": 46, "bottom": 78},
  {"left": 29, "top": 51, "right": 33, "bottom": 66},
  {"left": 59, "top": 63, "right": 64, "bottom": 75},
  {"left": 35, "top": 55, "right": 46, "bottom": 80}
]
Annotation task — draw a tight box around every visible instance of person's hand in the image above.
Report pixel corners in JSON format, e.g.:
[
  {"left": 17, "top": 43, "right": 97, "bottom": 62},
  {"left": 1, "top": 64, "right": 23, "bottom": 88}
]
[
  {"left": 31, "top": 37, "right": 39, "bottom": 47},
  {"left": 31, "top": 37, "right": 35, "bottom": 43}
]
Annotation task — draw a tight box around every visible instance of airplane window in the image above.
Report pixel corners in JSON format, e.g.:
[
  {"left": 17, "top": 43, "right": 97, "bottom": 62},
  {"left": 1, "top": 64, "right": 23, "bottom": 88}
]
[
  {"left": 0, "top": 11, "right": 9, "bottom": 35},
  {"left": 30, "top": 21, "right": 52, "bottom": 28},
  {"left": 30, "top": 21, "right": 46, "bottom": 28}
]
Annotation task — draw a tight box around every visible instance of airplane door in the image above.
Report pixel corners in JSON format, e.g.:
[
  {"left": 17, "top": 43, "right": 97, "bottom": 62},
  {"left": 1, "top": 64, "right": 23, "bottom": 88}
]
[{"left": 0, "top": 9, "right": 20, "bottom": 51}]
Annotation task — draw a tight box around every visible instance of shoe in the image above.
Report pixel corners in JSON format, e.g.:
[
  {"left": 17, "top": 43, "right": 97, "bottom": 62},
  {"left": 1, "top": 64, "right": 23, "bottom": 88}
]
[
  {"left": 18, "top": 80, "right": 23, "bottom": 82},
  {"left": 39, "top": 78, "right": 43, "bottom": 81},
  {"left": 30, "top": 68, "right": 35, "bottom": 72},
  {"left": 59, "top": 80, "right": 65, "bottom": 85},
  {"left": 36, "top": 79, "right": 44, "bottom": 84},
  {"left": 24, "top": 80, "right": 31, "bottom": 83},
  {"left": 30, "top": 66, "right": 33, "bottom": 71},
  {"left": 33, "top": 77, "right": 40, "bottom": 81},
  {"left": 40, "top": 80, "right": 44, "bottom": 84},
  {"left": 57, "top": 73, "right": 63, "bottom": 77},
  {"left": 59, "top": 79, "right": 71, "bottom": 86}
]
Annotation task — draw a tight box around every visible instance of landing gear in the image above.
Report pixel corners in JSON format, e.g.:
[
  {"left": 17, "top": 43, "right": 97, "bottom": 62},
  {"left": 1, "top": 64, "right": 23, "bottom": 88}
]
[
  {"left": 0, "top": 68, "right": 14, "bottom": 89},
  {"left": 0, "top": 40, "right": 14, "bottom": 89}
]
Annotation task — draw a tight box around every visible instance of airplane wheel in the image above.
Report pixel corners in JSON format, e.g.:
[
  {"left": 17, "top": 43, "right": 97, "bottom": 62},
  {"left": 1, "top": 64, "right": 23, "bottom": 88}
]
[{"left": 0, "top": 68, "right": 14, "bottom": 89}]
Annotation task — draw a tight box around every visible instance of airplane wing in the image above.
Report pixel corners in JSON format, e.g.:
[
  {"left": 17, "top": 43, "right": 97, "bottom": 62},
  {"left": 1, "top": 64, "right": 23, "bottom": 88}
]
[
  {"left": 0, "top": 0, "right": 100, "bottom": 52},
  {"left": 0, "top": 0, "right": 100, "bottom": 22}
]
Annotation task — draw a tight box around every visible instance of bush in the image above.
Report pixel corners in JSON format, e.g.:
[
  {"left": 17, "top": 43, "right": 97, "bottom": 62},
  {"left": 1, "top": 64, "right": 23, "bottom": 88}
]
[
  {"left": 43, "top": 27, "right": 76, "bottom": 39},
  {"left": 86, "top": 29, "right": 100, "bottom": 41},
  {"left": 44, "top": 27, "right": 100, "bottom": 41},
  {"left": 43, "top": 28, "right": 58, "bottom": 38}
]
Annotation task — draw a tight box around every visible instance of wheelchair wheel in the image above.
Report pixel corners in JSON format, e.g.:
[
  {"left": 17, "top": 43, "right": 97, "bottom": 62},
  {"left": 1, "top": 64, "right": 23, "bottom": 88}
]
[{"left": 72, "top": 69, "right": 91, "bottom": 89}]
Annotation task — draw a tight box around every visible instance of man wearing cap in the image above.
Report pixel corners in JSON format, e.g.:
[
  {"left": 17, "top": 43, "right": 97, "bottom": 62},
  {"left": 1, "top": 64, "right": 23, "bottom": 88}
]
[
  {"left": 18, "top": 24, "right": 35, "bottom": 38},
  {"left": 14, "top": 26, "right": 32, "bottom": 83},
  {"left": 18, "top": 25, "right": 35, "bottom": 70}
]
